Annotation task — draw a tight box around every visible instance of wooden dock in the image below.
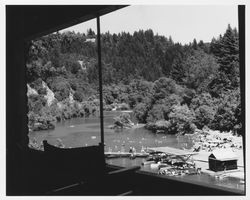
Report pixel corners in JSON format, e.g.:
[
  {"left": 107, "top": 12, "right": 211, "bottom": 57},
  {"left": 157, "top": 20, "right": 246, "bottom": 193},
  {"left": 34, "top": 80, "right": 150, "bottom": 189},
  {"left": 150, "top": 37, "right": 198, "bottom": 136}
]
[
  {"left": 147, "top": 146, "right": 198, "bottom": 156},
  {"left": 105, "top": 152, "right": 149, "bottom": 158}
]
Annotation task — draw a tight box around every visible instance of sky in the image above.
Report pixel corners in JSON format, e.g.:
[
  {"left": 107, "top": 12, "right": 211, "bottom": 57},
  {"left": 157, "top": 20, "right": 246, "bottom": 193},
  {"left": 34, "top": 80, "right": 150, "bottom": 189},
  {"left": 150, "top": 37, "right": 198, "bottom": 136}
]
[{"left": 61, "top": 5, "right": 238, "bottom": 44}]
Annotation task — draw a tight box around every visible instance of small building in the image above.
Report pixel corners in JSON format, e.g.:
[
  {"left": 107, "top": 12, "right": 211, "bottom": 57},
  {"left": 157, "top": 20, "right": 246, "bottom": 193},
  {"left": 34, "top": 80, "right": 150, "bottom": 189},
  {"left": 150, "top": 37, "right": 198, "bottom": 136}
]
[
  {"left": 208, "top": 149, "right": 238, "bottom": 172},
  {"left": 77, "top": 60, "right": 86, "bottom": 70},
  {"left": 85, "top": 38, "right": 96, "bottom": 43}
]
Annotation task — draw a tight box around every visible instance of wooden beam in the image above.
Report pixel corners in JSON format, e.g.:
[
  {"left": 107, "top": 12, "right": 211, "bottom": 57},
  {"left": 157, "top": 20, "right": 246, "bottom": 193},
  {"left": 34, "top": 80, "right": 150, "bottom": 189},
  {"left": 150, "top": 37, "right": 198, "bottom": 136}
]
[{"left": 97, "top": 16, "right": 105, "bottom": 154}]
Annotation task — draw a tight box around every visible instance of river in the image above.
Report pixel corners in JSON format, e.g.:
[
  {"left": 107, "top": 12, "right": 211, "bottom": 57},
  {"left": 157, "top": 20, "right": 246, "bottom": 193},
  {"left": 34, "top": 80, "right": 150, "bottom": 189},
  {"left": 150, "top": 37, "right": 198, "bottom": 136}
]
[{"left": 29, "top": 111, "right": 244, "bottom": 192}]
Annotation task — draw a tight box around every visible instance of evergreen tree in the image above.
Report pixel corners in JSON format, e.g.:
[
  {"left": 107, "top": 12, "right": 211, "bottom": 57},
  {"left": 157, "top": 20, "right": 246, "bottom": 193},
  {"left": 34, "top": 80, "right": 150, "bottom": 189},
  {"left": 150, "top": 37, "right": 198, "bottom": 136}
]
[
  {"left": 209, "top": 24, "right": 239, "bottom": 94},
  {"left": 210, "top": 35, "right": 223, "bottom": 57},
  {"left": 218, "top": 25, "right": 239, "bottom": 75},
  {"left": 87, "top": 28, "right": 95, "bottom": 38},
  {"left": 192, "top": 38, "right": 198, "bottom": 50}
]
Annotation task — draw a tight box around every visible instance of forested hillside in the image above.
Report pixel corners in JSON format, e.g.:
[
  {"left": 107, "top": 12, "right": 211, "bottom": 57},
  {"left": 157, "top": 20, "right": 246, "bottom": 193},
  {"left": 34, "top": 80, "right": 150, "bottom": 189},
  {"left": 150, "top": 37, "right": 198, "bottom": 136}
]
[{"left": 27, "top": 25, "right": 242, "bottom": 135}]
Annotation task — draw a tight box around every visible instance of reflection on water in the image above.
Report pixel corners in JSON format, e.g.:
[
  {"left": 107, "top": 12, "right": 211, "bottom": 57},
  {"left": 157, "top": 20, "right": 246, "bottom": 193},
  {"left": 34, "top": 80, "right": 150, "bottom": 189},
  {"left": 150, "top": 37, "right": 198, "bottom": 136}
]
[{"left": 29, "top": 111, "right": 244, "bottom": 192}]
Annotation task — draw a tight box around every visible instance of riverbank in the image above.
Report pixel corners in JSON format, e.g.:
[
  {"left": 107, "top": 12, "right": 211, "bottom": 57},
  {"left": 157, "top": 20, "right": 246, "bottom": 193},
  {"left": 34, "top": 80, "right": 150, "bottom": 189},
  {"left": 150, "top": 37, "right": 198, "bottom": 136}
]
[
  {"left": 136, "top": 128, "right": 245, "bottom": 182},
  {"left": 29, "top": 113, "right": 244, "bottom": 191},
  {"left": 190, "top": 129, "right": 244, "bottom": 180},
  {"left": 192, "top": 128, "right": 243, "bottom": 151},
  {"left": 192, "top": 150, "right": 244, "bottom": 180}
]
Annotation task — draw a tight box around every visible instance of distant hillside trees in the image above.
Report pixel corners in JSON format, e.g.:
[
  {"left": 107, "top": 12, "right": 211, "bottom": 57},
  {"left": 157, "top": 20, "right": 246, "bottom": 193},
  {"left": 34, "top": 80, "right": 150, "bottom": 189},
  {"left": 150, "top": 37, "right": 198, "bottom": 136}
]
[{"left": 26, "top": 25, "right": 241, "bottom": 135}]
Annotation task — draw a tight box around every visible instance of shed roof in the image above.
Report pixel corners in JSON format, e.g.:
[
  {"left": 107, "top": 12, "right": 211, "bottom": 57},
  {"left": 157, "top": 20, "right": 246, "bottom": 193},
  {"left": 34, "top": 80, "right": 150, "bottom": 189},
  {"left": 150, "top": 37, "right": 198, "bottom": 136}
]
[{"left": 209, "top": 149, "right": 238, "bottom": 161}]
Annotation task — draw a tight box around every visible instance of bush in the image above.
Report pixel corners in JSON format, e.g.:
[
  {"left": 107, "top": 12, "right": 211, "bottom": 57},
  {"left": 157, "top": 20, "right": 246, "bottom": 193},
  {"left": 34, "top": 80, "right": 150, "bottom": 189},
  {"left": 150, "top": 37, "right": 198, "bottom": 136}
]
[
  {"left": 127, "top": 79, "right": 154, "bottom": 108},
  {"left": 28, "top": 111, "right": 39, "bottom": 127},
  {"left": 233, "top": 104, "right": 242, "bottom": 135},
  {"left": 113, "top": 113, "right": 134, "bottom": 128},
  {"left": 153, "top": 77, "right": 176, "bottom": 99},
  {"left": 73, "top": 90, "right": 84, "bottom": 102},
  {"left": 168, "top": 104, "right": 196, "bottom": 134},
  {"left": 190, "top": 93, "right": 216, "bottom": 111},
  {"left": 133, "top": 103, "right": 149, "bottom": 123},
  {"left": 146, "top": 104, "right": 169, "bottom": 123},
  {"left": 103, "top": 88, "right": 115, "bottom": 105},
  {"left": 146, "top": 120, "right": 171, "bottom": 133},
  {"left": 181, "top": 88, "right": 196, "bottom": 106},
  {"left": 116, "top": 103, "right": 130, "bottom": 111},
  {"left": 128, "top": 93, "right": 143, "bottom": 108},
  {"left": 65, "top": 59, "right": 81, "bottom": 74},
  {"left": 47, "top": 76, "right": 71, "bottom": 101},
  {"left": 30, "top": 78, "right": 43, "bottom": 91},
  {"left": 38, "top": 87, "right": 47, "bottom": 95},
  {"left": 82, "top": 101, "right": 97, "bottom": 116},
  {"left": 146, "top": 94, "right": 182, "bottom": 123},
  {"left": 28, "top": 94, "right": 47, "bottom": 113},
  {"left": 28, "top": 106, "right": 56, "bottom": 131},
  {"left": 49, "top": 101, "right": 63, "bottom": 121},
  {"left": 194, "top": 105, "right": 216, "bottom": 129},
  {"left": 55, "top": 90, "right": 69, "bottom": 101},
  {"left": 210, "top": 89, "right": 240, "bottom": 133}
]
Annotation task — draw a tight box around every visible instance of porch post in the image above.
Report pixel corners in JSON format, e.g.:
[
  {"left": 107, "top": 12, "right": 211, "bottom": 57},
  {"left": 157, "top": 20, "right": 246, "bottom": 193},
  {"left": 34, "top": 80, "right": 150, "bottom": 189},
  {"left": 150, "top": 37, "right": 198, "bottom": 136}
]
[
  {"left": 96, "top": 16, "right": 105, "bottom": 153},
  {"left": 238, "top": 5, "right": 245, "bottom": 191}
]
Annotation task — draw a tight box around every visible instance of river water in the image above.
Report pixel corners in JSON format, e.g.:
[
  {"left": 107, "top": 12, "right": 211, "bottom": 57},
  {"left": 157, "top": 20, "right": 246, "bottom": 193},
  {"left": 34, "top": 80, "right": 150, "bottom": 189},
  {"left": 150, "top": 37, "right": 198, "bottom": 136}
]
[{"left": 29, "top": 111, "right": 244, "bottom": 192}]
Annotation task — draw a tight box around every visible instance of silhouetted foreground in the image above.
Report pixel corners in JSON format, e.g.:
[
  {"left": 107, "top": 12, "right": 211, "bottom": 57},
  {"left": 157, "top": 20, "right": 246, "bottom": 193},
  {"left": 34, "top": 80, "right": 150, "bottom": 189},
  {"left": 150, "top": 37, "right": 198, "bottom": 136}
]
[{"left": 9, "top": 142, "right": 242, "bottom": 195}]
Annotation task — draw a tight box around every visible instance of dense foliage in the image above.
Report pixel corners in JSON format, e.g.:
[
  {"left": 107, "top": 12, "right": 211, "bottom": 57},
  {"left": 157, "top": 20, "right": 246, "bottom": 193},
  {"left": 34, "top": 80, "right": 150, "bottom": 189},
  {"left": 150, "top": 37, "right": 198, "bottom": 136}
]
[{"left": 27, "top": 25, "right": 242, "bottom": 135}]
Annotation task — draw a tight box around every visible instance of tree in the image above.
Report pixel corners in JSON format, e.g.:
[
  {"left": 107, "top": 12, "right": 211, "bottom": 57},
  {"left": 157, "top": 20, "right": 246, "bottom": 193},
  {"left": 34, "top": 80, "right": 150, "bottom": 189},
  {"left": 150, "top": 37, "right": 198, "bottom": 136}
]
[
  {"left": 73, "top": 91, "right": 84, "bottom": 102},
  {"left": 28, "top": 94, "right": 47, "bottom": 113},
  {"left": 234, "top": 103, "right": 242, "bottom": 135},
  {"left": 190, "top": 93, "right": 216, "bottom": 111},
  {"left": 87, "top": 28, "right": 95, "bottom": 38},
  {"left": 47, "top": 76, "right": 71, "bottom": 101},
  {"left": 38, "top": 87, "right": 47, "bottom": 95},
  {"left": 147, "top": 94, "right": 182, "bottom": 122},
  {"left": 210, "top": 35, "right": 223, "bottom": 57},
  {"left": 65, "top": 59, "right": 81, "bottom": 74},
  {"left": 182, "top": 49, "right": 219, "bottom": 92},
  {"left": 153, "top": 77, "right": 177, "bottom": 99},
  {"left": 168, "top": 104, "right": 196, "bottom": 134},
  {"left": 211, "top": 89, "right": 240, "bottom": 133},
  {"left": 26, "top": 59, "right": 43, "bottom": 83},
  {"left": 133, "top": 103, "right": 149, "bottom": 123},
  {"left": 49, "top": 41, "right": 62, "bottom": 68},
  {"left": 26, "top": 27, "right": 241, "bottom": 135},
  {"left": 146, "top": 104, "right": 169, "bottom": 123},
  {"left": 192, "top": 39, "right": 198, "bottom": 50},
  {"left": 209, "top": 25, "right": 239, "bottom": 93},
  {"left": 194, "top": 105, "right": 216, "bottom": 129},
  {"left": 218, "top": 25, "right": 239, "bottom": 75},
  {"left": 164, "top": 43, "right": 183, "bottom": 77}
]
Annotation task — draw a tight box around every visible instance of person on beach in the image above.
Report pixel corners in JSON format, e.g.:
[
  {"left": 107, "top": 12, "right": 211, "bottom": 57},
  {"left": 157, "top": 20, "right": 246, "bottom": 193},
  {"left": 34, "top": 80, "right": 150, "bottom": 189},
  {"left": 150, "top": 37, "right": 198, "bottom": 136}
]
[
  {"left": 130, "top": 147, "right": 136, "bottom": 159},
  {"left": 129, "top": 147, "right": 133, "bottom": 153}
]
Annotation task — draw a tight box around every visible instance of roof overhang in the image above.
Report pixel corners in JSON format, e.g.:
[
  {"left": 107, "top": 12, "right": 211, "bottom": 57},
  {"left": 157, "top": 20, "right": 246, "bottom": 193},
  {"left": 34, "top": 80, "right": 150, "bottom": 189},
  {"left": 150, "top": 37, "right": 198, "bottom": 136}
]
[{"left": 6, "top": 5, "right": 128, "bottom": 40}]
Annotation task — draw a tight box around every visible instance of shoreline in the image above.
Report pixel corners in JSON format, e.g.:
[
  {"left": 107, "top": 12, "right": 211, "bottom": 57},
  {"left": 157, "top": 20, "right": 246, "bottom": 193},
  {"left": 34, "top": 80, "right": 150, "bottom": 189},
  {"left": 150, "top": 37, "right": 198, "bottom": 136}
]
[
  {"left": 193, "top": 159, "right": 244, "bottom": 180},
  {"left": 190, "top": 129, "right": 244, "bottom": 180}
]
